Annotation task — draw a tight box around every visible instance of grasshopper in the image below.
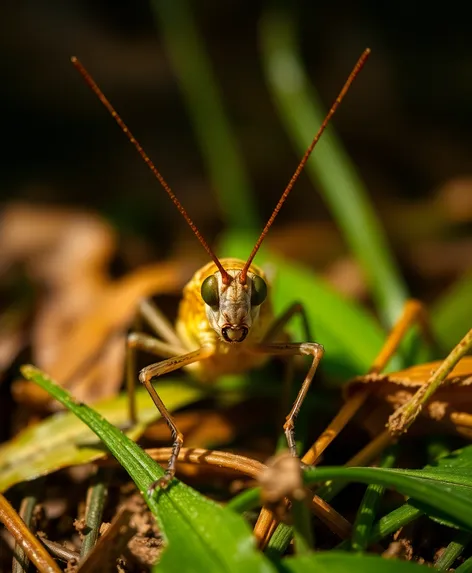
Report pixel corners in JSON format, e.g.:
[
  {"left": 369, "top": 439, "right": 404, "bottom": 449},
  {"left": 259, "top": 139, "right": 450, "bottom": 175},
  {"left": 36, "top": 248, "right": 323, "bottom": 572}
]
[{"left": 71, "top": 49, "right": 370, "bottom": 491}]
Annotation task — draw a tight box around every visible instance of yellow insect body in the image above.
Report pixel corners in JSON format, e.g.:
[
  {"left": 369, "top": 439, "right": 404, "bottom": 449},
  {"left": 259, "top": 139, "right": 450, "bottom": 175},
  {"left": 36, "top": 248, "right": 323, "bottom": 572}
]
[{"left": 176, "top": 258, "right": 276, "bottom": 381}]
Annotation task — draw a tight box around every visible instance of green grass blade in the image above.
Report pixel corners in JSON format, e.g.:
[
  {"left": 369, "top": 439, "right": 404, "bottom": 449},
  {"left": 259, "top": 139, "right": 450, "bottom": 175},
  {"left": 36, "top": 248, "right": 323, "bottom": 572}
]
[
  {"left": 303, "top": 466, "right": 472, "bottom": 531},
  {"left": 151, "top": 0, "right": 259, "bottom": 230},
  {"left": 432, "top": 271, "right": 472, "bottom": 349},
  {"left": 456, "top": 555, "right": 472, "bottom": 573},
  {"left": 0, "top": 382, "right": 202, "bottom": 493},
  {"left": 350, "top": 446, "right": 397, "bottom": 551},
  {"left": 227, "top": 487, "right": 262, "bottom": 513},
  {"left": 292, "top": 498, "right": 314, "bottom": 554},
  {"left": 21, "top": 365, "right": 276, "bottom": 573},
  {"left": 259, "top": 10, "right": 408, "bottom": 328},
  {"left": 434, "top": 530, "right": 472, "bottom": 571},
  {"left": 278, "top": 551, "right": 429, "bottom": 572},
  {"left": 369, "top": 504, "right": 423, "bottom": 544}
]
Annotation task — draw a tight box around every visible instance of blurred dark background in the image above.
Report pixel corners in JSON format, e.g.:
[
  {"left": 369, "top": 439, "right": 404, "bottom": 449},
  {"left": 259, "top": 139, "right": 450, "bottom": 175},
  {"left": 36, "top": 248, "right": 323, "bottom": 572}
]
[{"left": 1, "top": 0, "right": 471, "bottom": 299}]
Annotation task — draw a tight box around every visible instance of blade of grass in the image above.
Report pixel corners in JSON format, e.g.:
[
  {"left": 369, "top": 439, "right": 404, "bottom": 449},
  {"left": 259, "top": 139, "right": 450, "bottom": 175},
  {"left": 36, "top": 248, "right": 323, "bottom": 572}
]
[
  {"left": 12, "top": 494, "right": 37, "bottom": 573},
  {"left": 432, "top": 271, "right": 472, "bottom": 350},
  {"left": 456, "top": 555, "right": 472, "bottom": 573},
  {"left": 151, "top": 0, "right": 259, "bottom": 231},
  {"left": 266, "top": 521, "right": 293, "bottom": 559},
  {"left": 79, "top": 470, "right": 109, "bottom": 561},
  {"left": 21, "top": 365, "right": 276, "bottom": 573},
  {"left": 279, "top": 551, "right": 431, "bottom": 572},
  {"left": 292, "top": 498, "right": 314, "bottom": 554},
  {"left": 369, "top": 504, "right": 423, "bottom": 544},
  {"left": 259, "top": 9, "right": 408, "bottom": 328},
  {"left": 227, "top": 487, "right": 262, "bottom": 514},
  {"left": 303, "top": 466, "right": 472, "bottom": 531},
  {"left": 79, "top": 502, "right": 139, "bottom": 573},
  {"left": 434, "top": 530, "right": 472, "bottom": 571},
  {"left": 0, "top": 382, "right": 202, "bottom": 493},
  {"left": 350, "top": 446, "right": 398, "bottom": 551}
]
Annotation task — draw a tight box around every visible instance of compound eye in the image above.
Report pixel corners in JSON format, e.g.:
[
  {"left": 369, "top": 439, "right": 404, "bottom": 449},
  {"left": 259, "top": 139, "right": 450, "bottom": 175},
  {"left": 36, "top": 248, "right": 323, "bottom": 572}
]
[
  {"left": 201, "top": 275, "right": 219, "bottom": 308},
  {"left": 251, "top": 275, "right": 267, "bottom": 306}
]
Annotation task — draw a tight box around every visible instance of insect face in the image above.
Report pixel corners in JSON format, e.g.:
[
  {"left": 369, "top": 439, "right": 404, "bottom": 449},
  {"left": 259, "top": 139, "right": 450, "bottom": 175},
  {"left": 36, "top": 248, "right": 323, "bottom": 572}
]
[{"left": 201, "top": 270, "right": 267, "bottom": 343}]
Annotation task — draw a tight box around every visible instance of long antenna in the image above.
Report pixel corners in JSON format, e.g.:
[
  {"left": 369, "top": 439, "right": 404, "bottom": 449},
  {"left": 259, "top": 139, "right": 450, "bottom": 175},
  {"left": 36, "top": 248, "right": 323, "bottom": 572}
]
[
  {"left": 239, "top": 48, "right": 371, "bottom": 284},
  {"left": 71, "top": 56, "right": 231, "bottom": 285}
]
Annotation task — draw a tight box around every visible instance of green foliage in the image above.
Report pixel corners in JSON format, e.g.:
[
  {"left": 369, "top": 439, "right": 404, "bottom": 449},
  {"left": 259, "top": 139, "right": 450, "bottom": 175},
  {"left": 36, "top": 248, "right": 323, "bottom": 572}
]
[
  {"left": 303, "top": 464, "right": 472, "bottom": 532},
  {"left": 24, "top": 365, "right": 472, "bottom": 571},
  {"left": 259, "top": 10, "right": 409, "bottom": 328},
  {"left": 11, "top": 1, "right": 472, "bottom": 570},
  {"left": 0, "top": 382, "right": 202, "bottom": 492},
  {"left": 21, "top": 366, "right": 275, "bottom": 573}
]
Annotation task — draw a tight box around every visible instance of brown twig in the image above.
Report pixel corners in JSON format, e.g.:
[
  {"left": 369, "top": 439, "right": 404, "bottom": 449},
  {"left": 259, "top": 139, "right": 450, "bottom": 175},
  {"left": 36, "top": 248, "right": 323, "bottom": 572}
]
[{"left": 0, "top": 492, "right": 61, "bottom": 573}]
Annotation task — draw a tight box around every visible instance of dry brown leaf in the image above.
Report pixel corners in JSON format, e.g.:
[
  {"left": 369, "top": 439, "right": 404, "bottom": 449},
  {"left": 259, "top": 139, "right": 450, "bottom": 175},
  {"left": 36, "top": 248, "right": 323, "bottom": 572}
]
[
  {"left": 345, "top": 356, "right": 472, "bottom": 437},
  {"left": 144, "top": 400, "right": 271, "bottom": 448},
  {"left": 0, "top": 202, "right": 195, "bottom": 410},
  {"left": 437, "top": 176, "right": 472, "bottom": 223},
  {"left": 0, "top": 203, "right": 115, "bottom": 281},
  {"left": 14, "top": 261, "right": 187, "bottom": 410}
]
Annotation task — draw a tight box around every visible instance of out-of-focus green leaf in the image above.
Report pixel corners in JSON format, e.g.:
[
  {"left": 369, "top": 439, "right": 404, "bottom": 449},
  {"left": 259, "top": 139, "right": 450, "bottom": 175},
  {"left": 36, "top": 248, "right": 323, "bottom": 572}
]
[
  {"left": 21, "top": 366, "right": 275, "bottom": 573},
  {"left": 259, "top": 10, "right": 408, "bottom": 329},
  {"left": 0, "top": 382, "right": 203, "bottom": 492},
  {"left": 220, "top": 231, "right": 385, "bottom": 380},
  {"left": 432, "top": 272, "right": 472, "bottom": 350},
  {"left": 151, "top": 0, "right": 259, "bottom": 231}
]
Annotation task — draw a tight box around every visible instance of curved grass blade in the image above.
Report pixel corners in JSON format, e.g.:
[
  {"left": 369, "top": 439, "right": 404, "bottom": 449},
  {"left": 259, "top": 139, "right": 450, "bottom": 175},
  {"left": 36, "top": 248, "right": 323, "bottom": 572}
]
[
  {"left": 21, "top": 366, "right": 275, "bottom": 573},
  {"left": 368, "top": 444, "right": 472, "bottom": 543},
  {"left": 279, "top": 551, "right": 430, "bottom": 572},
  {"left": 151, "top": 0, "right": 259, "bottom": 231},
  {"left": 0, "top": 382, "right": 202, "bottom": 493},
  {"left": 259, "top": 9, "right": 408, "bottom": 329},
  {"left": 432, "top": 271, "right": 472, "bottom": 350},
  {"left": 303, "top": 466, "right": 472, "bottom": 532}
]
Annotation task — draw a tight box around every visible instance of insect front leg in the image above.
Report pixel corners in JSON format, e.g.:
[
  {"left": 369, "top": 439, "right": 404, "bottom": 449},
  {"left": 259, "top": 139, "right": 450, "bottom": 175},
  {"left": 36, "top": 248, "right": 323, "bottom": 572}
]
[
  {"left": 126, "top": 298, "right": 187, "bottom": 424},
  {"left": 139, "top": 345, "right": 214, "bottom": 491},
  {"left": 250, "top": 342, "right": 324, "bottom": 457}
]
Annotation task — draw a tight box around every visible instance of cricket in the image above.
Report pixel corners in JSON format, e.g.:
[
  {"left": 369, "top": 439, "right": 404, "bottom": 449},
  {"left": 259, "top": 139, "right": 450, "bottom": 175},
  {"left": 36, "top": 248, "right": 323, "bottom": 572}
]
[
  {"left": 70, "top": 49, "right": 370, "bottom": 491},
  {"left": 71, "top": 48, "right": 471, "bottom": 497}
]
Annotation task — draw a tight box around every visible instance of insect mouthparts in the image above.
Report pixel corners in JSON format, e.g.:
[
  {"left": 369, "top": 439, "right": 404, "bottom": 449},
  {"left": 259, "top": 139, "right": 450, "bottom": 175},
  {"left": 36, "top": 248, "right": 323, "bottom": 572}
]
[{"left": 222, "top": 325, "right": 249, "bottom": 343}]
